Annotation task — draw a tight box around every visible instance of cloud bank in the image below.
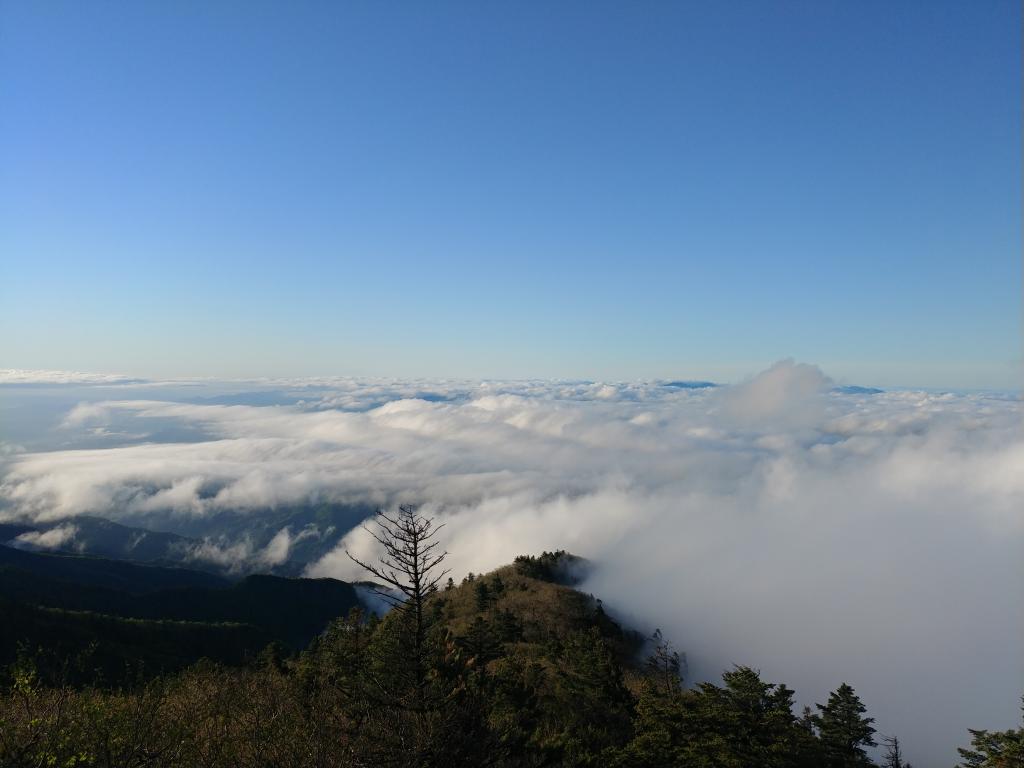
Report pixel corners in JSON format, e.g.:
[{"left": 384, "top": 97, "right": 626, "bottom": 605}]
[
  {"left": 13, "top": 522, "right": 81, "bottom": 551},
  {"left": 0, "top": 360, "right": 1021, "bottom": 764},
  {"left": 0, "top": 369, "right": 150, "bottom": 386}
]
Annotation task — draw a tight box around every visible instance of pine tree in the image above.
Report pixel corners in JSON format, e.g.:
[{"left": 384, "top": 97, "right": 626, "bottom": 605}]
[
  {"left": 813, "top": 683, "right": 876, "bottom": 767},
  {"left": 474, "top": 580, "right": 491, "bottom": 612},
  {"left": 552, "top": 627, "right": 634, "bottom": 762},
  {"left": 494, "top": 609, "right": 523, "bottom": 643},
  {"left": 956, "top": 697, "right": 1024, "bottom": 767},
  {"left": 491, "top": 573, "right": 506, "bottom": 597},
  {"left": 459, "top": 616, "right": 501, "bottom": 666},
  {"left": 957, "top": 728, "right": 1024, "bottom": 767}
]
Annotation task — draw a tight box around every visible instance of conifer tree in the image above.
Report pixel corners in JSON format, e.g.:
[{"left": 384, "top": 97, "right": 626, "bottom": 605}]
[
  {"left": 491, "top": 573, "right": 506, "bottom": 597},
  {"left": 813, "top": 683, "right": 876, "bottom": 767},
  {"left": 474, "top": 580, "right": 491, "bottom": 612},
  {"left": 956, "top": 697, "right": 1024, "bottom": 767}
]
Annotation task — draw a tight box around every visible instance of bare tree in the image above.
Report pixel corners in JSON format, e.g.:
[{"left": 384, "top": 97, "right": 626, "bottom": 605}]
[
  {"left": 346, "top": 505, "right": 449, "bottom": 702},
  {"left": 644, "top": 628, "right": 686, "bottom": 696},
  {"left": 882, "top": 734, "right": 911, "bottom": 768}
]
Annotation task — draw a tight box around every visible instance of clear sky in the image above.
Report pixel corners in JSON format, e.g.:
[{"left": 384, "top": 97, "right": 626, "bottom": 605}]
[{"left": 1, "top": 1, "right": 1020, "bottom": 388}]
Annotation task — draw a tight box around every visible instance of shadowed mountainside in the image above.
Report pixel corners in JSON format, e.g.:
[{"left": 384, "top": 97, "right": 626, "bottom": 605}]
[{"left": 0, "top": 544, "right": 360, "bottom": 680}]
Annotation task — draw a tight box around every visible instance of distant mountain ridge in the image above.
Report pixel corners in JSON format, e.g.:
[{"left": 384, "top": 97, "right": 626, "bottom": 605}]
[
  {"left": 0, "top": 544, "right": 361, "bottom": 680},
  {"left": 3, "top": 503, "right": 375, "bottom": 576},
  {"left": 0, "top": 542, "right": 228, "bottom": 592}
]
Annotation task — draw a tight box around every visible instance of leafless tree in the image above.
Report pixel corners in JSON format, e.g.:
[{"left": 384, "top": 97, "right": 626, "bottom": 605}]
[
  {"left": 346, "top": 505, "right": 449, "bottom": 701},
  {"left": 645, "top": 628, "right": 686, "bottom": 696},
  {"left": 882, "top": 734, "right": 911, "bottom": 768}
]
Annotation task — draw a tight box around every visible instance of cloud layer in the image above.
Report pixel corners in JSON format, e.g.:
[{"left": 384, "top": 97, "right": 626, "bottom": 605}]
[
  {"left": 1, "top": 361, "right": 1021, "bottom": 764},
  {"left": 0, "top": 369, "right": 150, "bottom": 386}
]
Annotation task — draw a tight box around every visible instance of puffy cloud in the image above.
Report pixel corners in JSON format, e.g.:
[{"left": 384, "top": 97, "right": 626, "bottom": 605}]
[
  {"left": 13, "top": 522, "right": 80, "bottom": 550},
  {"left": 179, "top": 525, "right": 320, "bottom": 572},
  {"left": 0, "top": 364, "right": 1021, "bottom": 764},
  {"left": 720, "top": 358, "right": 832, "bottom": 429}
]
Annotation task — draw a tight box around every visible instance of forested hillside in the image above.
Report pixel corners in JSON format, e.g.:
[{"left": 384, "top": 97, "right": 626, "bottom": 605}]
[
  {"left": 0, "top": 545, "right": 360, "bottom": 681},
  {"left": 0, "top": 512, "right": 1018, "bottom": 766}
]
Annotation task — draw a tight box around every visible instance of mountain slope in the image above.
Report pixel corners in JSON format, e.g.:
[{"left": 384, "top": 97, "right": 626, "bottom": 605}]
[
  {"left": 1, "top": 544, "right": 362, "bottom": 679},
  {"left": 0, "top": 598, "right": 274, "bottom": 684},
  {"left": 0, "top": 543, "right": 229, "bottom": 592}
]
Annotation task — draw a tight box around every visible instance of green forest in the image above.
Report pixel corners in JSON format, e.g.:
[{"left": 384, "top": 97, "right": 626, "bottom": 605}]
[{"left": 0, "top": 509, "right": 1019, "bottom": 767}]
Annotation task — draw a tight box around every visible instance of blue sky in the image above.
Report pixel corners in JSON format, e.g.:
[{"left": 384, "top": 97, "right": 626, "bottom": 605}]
[{"left": 1, "top": 1, "right": 1019, "bottom": 387}]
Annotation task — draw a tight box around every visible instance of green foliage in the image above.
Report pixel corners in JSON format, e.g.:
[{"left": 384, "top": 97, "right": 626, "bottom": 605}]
[
  {"left": 644, "top": 629, "right": 684, "bottom": 696},
  {"left": 0, "top": 545, "right": 361, "bottom": 687},
  {"left": 0, "top": 553, "right": 642, "bottom": 766},
  {"left": 622, "top": 681, "right": 811, "bottom": 766},
  {"left": 550, "top": 627, "right": 634, "bottom": 764},
  {"left": 0, "top": 563, "right": 360, "bottom": 650},
  {"left": 0, "top": 598, "right": 273, "bottom": 686},
  {"left": 474, "top": 579, "right": 491, "bottom": 612},
  {"left": 0, "top": 545, "right": 227, "bottom": 592},
  {"left": 956, "top": 699, "right": 1024, "bottom": 767},
  {"left": 23, "top": 547, "right": 1013, "bottom": 768},
  {"left": 813, "top": 683, "right": 877, "bottom": 767},
  {"left": 513, "top": 550, "right": 584, "bottom": 584}
]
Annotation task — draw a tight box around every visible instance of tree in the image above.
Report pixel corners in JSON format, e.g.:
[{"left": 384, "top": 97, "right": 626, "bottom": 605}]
[
  {"left": 644, "top": 629, "right": 684, "bottom": 697},
  {"left": 550, "top": 627, "right": 634, "bottom": 763},
  {"left": 491, "top": 573, "right": 506, "bottom": 597},
  {"left": 616, "top": 664, "right": 821, "bottom": 768},
  {"left": 882, "top": 734, "right": 911, "bottom": 768},
  {"left": 612, "top": 631, "right": 687, "bottom": 767},
  {"left": 345, "top": 507, "right": 499, "bottom": 766},
  {"left": 957, "top": 728, "right": 1024, "bottom": 768},
  {"left": 346, "top": 504, "right": 450, "bottom": 706},
  {"left": 494, "top": 609, "right": 522, "bottom": 643},
  {"left": 475, "top": 580, "right": 491, "bottom": 612},
  {"left": 694, "top": 667, "right": 812, "bottom": 767},
  {"left": 459, "top": 616, "right": 501, "bottom": 666},
  {"left": 814, "top": 683, "right": 876, "bottom": 767},
  {"left": 956, "top": 698, "right": 1024, "bottom": 767}
]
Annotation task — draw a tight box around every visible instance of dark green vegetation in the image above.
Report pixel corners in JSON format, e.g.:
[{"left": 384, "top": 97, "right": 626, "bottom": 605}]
[
  {"left": 0, "top": 545, "right": 359, "bottom": 682},
  {"left": 0, "top": 515, "right": 1017, "bottom": 767},
  {"left": 0, "top": 598, "right": 272, "bottom": 685},
  {"left": 0, "top": 544, "right": 227, "bottom": 591},
  {"left": 955, "top": 704, "right": 1024, "bottom": 767}
]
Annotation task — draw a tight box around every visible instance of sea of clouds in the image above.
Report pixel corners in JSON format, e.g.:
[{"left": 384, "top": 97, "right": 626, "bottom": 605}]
[{"left": 1, "top": 361, "right": 1021, "bottom": 764}]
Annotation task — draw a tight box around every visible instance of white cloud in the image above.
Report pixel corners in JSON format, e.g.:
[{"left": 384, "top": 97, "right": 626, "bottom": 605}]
[
  {"left": 258, "top": 527, "right": 295, "bottom": 568},
  {"left": 0, "top": 364, "right": 1021, "bottom": 764},
  {"left": 0, "top": 369, "right": 149, "bottom": 386},
  {"left": 13, "top": 523, "right": 79, "bottom": 550},
  {"left": 179, "top": 524, "right": 324, "bottom": 573},
  {"left": 719, "top": 358, "right": 832, "bottom": 428}
]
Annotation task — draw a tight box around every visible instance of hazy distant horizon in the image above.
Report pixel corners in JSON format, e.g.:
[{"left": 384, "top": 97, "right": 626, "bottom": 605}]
[
  {"left": 0, "top": 364, "right": 1019, "bottom": 396},
  {"left": 2, "top": 2, "right": 1020, "bottom": 392}
]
